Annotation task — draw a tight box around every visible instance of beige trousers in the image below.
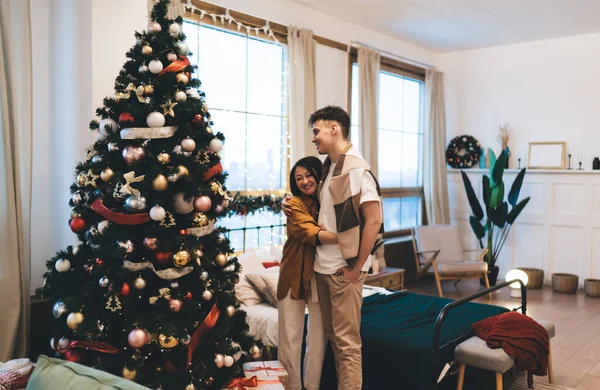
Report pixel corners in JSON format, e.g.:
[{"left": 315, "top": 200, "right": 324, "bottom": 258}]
[
  {"left": 316, "top": 271, "right": 367, "bottom": 390},
  {"left": 278, "top": 285, "right": 327, "bottom": 390}
]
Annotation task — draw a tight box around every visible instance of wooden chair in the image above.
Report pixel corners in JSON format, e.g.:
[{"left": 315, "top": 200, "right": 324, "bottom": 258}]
[{"left": 411, "top": 225, "right": 491, "bottom": 298}]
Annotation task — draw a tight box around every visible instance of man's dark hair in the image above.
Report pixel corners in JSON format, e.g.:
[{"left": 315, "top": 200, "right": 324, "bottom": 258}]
[{"left": 308, "top": 105, "right": 350, "bottom": 140}]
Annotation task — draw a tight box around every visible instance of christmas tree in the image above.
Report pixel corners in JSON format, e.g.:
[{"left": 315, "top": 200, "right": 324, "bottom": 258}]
[{"left": 36, "top": 1, "right": 263, "bottom": 388}]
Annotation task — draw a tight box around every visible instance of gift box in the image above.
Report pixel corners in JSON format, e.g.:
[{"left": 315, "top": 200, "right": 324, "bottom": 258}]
[
  {"left": 223, "top": 375, "right": 285, "bottom": 390},
  {"left": 242, "top": 361, "right": 287, "bottom": 378}
]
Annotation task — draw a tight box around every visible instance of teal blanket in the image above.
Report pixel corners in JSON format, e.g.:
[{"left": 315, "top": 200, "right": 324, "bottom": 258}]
[{"left": 318, "top": 291, "right": 509, "bottom": 390}]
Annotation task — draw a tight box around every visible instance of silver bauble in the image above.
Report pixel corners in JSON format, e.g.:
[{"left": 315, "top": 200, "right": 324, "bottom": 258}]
[
  {"left": 200, "top": 271, "right": 209, "bottom": 281},
  {"left": 108, "top": 143, "right": 119, "bottom": 152},
  {"left": 53, "top": 300, "right": 67, "bottom": 318},
  {"left": 72, "top": 193, "right": 83, "bottom": 205},
  {"left": 99, "top": 277, "right": 110, "bottom": 287},
  {"left": 202, "top": 289, "right": 213, "bottom": 301},
  {"left": 175, "top": 41, "right": 189, "bottom": 55},
  {"left": 125, "top": 196, "right": 148, "bottom": 211}
]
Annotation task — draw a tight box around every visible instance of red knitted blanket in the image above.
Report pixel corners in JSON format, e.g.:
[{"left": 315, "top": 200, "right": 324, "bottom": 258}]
[{"left": 471, "top": 311, "right": 549, "bottom": 388}]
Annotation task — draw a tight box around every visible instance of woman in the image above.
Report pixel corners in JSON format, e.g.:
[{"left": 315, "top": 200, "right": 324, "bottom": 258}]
[{"left": 277, "top": 156, "right": 337, "bottom": 390}]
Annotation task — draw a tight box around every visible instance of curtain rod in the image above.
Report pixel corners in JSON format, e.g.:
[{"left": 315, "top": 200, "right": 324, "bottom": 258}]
[{"left": 351, "top": 41, "right": 434, "bottom": 70}]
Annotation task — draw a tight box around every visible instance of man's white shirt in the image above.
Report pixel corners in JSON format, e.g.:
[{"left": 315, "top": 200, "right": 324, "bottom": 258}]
[{"left": 314, "top": 146, "right": 380, "bottom": 275}]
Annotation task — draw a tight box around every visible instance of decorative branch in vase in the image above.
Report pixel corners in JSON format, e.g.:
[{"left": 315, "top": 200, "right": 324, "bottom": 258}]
[{"left": 498, "top": 123, "right": 511, "bottom": 169}]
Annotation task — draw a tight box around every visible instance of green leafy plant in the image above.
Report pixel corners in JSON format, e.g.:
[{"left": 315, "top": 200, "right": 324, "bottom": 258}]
[{"left": 461, "top": 149, "right": 530, "bottom": 267}]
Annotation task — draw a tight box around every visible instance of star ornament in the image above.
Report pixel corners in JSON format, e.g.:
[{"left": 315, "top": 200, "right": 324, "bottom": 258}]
[
  {"left": 161, "top": 100, "right": 178, "bottom": 117},
  {"left": 83, "top": 169, "right": 100, "bottom": 188}
]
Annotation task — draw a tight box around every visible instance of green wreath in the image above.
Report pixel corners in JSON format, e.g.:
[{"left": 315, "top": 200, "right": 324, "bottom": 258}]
[{"left": 446, "top": 135, "right": 481, "bottom": 168}]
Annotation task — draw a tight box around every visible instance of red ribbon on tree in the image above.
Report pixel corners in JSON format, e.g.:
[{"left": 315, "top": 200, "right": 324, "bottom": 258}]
[
  {"left": 90, "top": 198, "right": 151, "bottom": 225},
  {"left": 203, "top": 162, "right": 223, "bottom": 181},
  {"left": 164, "top": 303, "right": 220, "bottom": 372},
  {"left": 158, "top": 56, "right": 191, "bottom": 77},
  {"left": 56, "top": 340, "right": 118, "bottom": 355}
]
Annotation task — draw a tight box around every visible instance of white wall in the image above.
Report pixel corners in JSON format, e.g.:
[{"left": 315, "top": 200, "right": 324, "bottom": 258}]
[{"left": 440, "top": 33, "right": 600, "bottom": 169}]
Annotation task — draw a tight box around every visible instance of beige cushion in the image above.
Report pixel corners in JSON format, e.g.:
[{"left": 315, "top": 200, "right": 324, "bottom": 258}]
[
  {"left": 416, "top": 225, "right": 463, "bottom": 263},
  {"left": 235, "top": 250, "right": 267, "bottom": 306},
  {"left": 246, "top": 267, "right": 279, "bottom": 307},
  {"left": 260, "top": 272, "right": 280, "bottom": 308},
  {"left": 437, "top": 261, "right": 488, "bottom": 274}
]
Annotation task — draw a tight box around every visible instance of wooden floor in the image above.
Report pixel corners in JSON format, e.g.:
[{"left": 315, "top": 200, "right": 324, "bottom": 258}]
[{"left": 409, "top": 279, "right": 600, "bottom": 390}]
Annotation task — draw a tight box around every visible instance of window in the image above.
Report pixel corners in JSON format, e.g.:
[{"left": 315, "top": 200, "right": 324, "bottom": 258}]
[
  {"left": 183, "top": 21, "right": 287, "bottom": 251},
  {"left": 350, "top": 62, "right": 425, "bottom": 234}
]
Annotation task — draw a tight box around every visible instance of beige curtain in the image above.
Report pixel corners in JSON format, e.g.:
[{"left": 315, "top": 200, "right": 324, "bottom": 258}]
[
  {"left": 424, "top": 69, "right": 450, "bottom": 225},
  {"left": 288, "top": 26, "right": 317, "bottom": 164},
  {"left": 0, "top": 0, "right": 33, "bottom": 361},
  {"left": 148, "top": 0, "right": 184, "bottom": 18},
  {"left": 357, "top": 47, "right": 380, "bottom": 175}
]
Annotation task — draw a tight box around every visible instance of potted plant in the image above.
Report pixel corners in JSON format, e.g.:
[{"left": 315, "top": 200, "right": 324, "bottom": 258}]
[{"left": 461, "top": 149, "right": 530, "bottom": 285}]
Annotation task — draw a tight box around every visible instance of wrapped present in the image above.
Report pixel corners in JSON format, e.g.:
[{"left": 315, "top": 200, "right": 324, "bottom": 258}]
[
  {"left": 242, "top": 361, "right": 287, "bottom": 378},
  {"left": 223, "top": 375, "right": 284, "bottom": 390}
]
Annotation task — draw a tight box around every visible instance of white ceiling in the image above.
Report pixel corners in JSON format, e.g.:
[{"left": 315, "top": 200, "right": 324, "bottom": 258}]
[{"left": 290, "top": 0, "right": 600, "bottom": 52}]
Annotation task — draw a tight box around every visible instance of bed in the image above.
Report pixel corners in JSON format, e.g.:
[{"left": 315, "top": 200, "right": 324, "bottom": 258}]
[{"left": 236, "top": 248, "right": 524, "bottom": 390}]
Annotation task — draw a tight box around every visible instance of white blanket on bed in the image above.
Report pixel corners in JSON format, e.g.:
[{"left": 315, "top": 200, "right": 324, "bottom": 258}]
[{"left": 241, "top": 286, "right": 395, "bottom": 348}]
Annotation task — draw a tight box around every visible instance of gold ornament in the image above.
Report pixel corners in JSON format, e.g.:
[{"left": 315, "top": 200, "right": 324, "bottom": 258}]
[
  {"left": 202, "top": 289, "right": 213, "bottom": 301},
  {"left": 174, "top": 90, "right": 187, "bottom": 103},
  {"left": 77, "top": 174, "right": 86, "bottom": 185},
  {"left": 67, "top": 312, "right": 84, "bottom": 330},
  {"left": 70, "top": 210, "right": 81, "bottom": 219},
  {"left": 173, "top": 250, "right": 191, "bottom": 267},
  {"left": 134, "top": 276, "right": 146, "bottom": 290},
  {"left": 192, "top": 212, "right": 209, "bottom": 227},
  {"left": 176, "top": 165, "right": 189, "bottom": 177},
  {"left": 115, "top": 92, "right": 130, "bottom": 102},
  {"left": 83, "top": 170, "right": 100, "bottom": 187},
  {"left": 122, "top": 367, "right": 137, "bottom": 380},
  {"left": 152, "top": 174, "right": 168, "bottom": 191},
  {"left": 159, "top": 211, "right": 176, "bottom": 227},
  {"left": 194, "top": 151, "right": 210, "bottom": 164},
  {"left": 144, "top": 84, "right": 154, "bottom": 95},
  {"left": 161, "top": 100, "right": 177, "bottom": 117},
  {"left": 226, "top": 305, "right": 235, "bottom": 317},
  {"left": 204, "top": 377, "right": 214, "bottom": 386},
  {"left": 119, "top": 171, "right": 145, "bottom": 198},
  {"left": 124, "top": 83, "right": 145, "bottom": 103},
  {"left": 142, "top": 45, "right": 153, "bottom": 55},
  {"left": 101, "top": 168, "right": 114, "bottom": 182},
  {"left": 157, "top": 152, "right": 171, "bottom": 164},
  {"left": 249, "top": 344, "right": 262, "bottom": 359},
  {"left": 136, "top": 85, "right": 145, "bottom": 96},
  {"left": 206, "top": 126, "right": 213, "bottom": 134},
  {"left": 149, "top": 287, "right": 171, "bottom": 304},
  {"left": 215, "top": 254, "right": 227, "bottom": 267},
  {"left": 185, "top": 384, "right": 196, "bottom": 390},
  {"left": 176, "top": 73, "right": 189, "bottom": 85},
  {"left": 158, "top": 334, "right": 179, "bottom": 349}
]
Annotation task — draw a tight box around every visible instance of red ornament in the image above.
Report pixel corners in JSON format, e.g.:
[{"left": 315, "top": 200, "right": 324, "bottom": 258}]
[
  {"left": 143, "top": 237, "right": 158, "bottom": 250},
  {"left": 69, "top": 217, "right": 86, "bottom": 233},
  {"left": 65, "top": 349, "right": 83, "bottom": 363},
  {"left": 120, "top": 283, "right": 131, "bottom": 296},
  {"left": 184, "top": 292, "right": 192, "bottom": 301},
  {"left": 155, "top": 251, "right": 173, "bottom": 267},
  {"left": 118, "top": 112, "right": 135, "bottom": 125},
  {"left": 179, "top": 229, "right": 187, "bottom": 235},
  {"left": 192, "top": 114, "right": 204, "bottom": 126},
  {"left": 95, "top": 258, "right": 104, "bottom": 266}
]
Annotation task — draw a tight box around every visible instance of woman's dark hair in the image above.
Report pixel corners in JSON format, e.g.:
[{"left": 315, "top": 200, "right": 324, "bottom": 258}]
[{"left": 289, "top": 156, "right": 322, "bottom": 196}]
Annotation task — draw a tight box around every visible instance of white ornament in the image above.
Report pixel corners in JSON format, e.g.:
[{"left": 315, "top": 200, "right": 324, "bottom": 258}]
[
  {"left": 149, "top": 60, "right": 164, "bottom": 74},
  {"left": 99, "top": 118, "right": 119, "bottom": 136},
  {"left": 167, "top": 52, "right": 177, "bottom": 62},
  {"left": 169, "top": 23, "right": 182, "bottom": 36},
  {"left": 96, "top": 131, "right": 108, "bottom": 142},
  {"left": 173, "top": 193, "right": 195, "bottom": 215},
  {"left": 209, "top": 139, "right": 223, "bottom": 153},
  {"left": 146, "top": 112, "right": 166, "bottom": 128},
  {"left": 58, "top": 337, "right": 71, "bottom": 350},
  {"left": 148, "top": 21, "right": 161, "bottom": 32},
  {"left": 174, "top": 90, "right": 187, "bottom": 103},
  {"left": 186, "top": 89, "right": 200, "bottom": 99},
  {"left": 150, "top": 205, "right": 166, "bottom": 221},
  {"left": 72, "top": 245, "right": 80, "bottom": 256},
  {"left": 223, "top": 355, "right": 234, "bottom": 367},
  {"left": 214, "top": 354, "right": 224, "bottom": 368},
  {"left": 98, "top": 220, "right": 110, "bottom": 234},
  {"left": 172, "top": 145, "right": 183, "bottom": 154},
  {"left": 55, "top": 259, "right": 71, "bottom": 272}
]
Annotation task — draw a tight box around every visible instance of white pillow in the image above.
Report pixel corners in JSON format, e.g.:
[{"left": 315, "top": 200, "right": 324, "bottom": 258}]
[
  {"left": 235, "top": 250, "right": 266, "bottom": 306},
  {"left": 246, "top": 267, "right": 279, "bottom": 307}
]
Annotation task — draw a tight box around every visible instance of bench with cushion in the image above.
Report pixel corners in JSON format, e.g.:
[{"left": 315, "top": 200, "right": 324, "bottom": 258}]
[{"left": 454, "top": 319, "right": 555, "bottom": 390}]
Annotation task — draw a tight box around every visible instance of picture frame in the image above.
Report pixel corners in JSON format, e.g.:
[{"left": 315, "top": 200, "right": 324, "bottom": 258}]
[{"left": 527, "top": 142, "right": 566, "bottom": 169}]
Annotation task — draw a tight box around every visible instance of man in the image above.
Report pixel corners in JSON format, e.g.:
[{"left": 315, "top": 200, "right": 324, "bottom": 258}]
[{"left": 283, "top": 106, "right": 383, "bottom": 389}]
